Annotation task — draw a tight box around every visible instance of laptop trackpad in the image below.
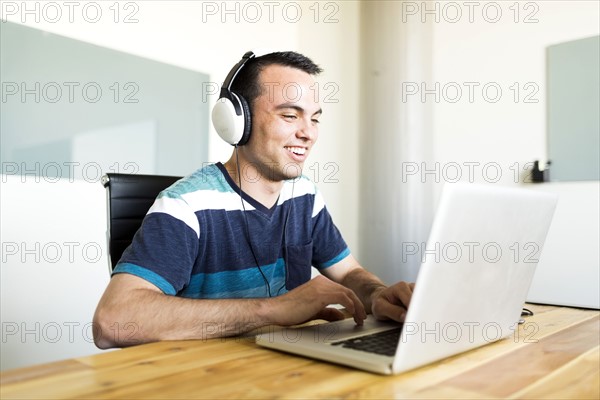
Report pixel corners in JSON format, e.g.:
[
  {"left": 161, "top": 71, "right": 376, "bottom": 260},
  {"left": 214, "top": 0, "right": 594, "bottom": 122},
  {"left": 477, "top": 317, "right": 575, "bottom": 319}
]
[{"left": 297, "top": 315, "right": 401, "bottom": 344}]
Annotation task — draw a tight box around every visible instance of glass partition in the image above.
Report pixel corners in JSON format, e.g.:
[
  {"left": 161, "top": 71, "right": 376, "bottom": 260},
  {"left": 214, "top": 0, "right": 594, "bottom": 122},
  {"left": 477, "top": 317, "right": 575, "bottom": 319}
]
[
  {"left": 1, "top": 22, "right": 209, "bottom": 181},
  {"left": 547, "top": 35, "right": 600, "bottom": 181}
]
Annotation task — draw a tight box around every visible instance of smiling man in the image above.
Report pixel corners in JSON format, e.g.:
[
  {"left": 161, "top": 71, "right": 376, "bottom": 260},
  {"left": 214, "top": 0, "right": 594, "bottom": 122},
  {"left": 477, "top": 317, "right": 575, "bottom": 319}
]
[{"left": 93, "top": 51, "right": 414, "bottom": 349}]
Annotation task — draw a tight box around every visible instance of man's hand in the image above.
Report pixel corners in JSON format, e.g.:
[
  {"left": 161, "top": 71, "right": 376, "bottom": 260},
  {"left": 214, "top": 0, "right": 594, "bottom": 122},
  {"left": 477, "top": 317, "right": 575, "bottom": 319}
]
[
  {"left": 319, "top": 255, "right": 416, "bottom": 324},
  {"left": 370, "top": 281, "right": 415, "bottom": 322},
  {"left": 267, "top": 276, "right": 368, "bottom": 326}
]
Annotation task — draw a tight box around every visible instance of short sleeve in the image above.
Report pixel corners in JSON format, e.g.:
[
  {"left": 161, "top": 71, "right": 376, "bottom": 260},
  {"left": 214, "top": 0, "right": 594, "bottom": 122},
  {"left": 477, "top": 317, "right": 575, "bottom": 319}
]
[
  {"left": 112, "top": 191, "right": 200, "bottom": 295},
  {"left": 310, "top": 187, "right": 350, "bottom": 269}
]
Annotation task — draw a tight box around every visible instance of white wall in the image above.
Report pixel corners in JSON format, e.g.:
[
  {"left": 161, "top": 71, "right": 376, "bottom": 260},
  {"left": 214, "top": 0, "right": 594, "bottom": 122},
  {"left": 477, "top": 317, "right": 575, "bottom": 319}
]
[
  {"left": 527, "top": 181, "right": 600, "bottom": 309},
  {"left": 430, "top": 0, "right": 600, "bottom": 189},
  {"left": 358, "top": 0, "right": 599, "bottom": 284},
  {"left": 1, "top": 175, "right": 111, "bottom": 370},
  {"left": 359, "top": 2, "right": 435, "bottom": 283},
  {"left": 428, "top": 2, "right": 599, "bottom": 310}
]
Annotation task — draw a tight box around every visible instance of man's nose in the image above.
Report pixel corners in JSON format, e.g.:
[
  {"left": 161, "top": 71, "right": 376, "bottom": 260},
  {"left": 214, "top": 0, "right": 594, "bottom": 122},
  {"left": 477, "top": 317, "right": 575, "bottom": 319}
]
[{"left": 296, "top": 118, "right": 317, "bottom": 142}]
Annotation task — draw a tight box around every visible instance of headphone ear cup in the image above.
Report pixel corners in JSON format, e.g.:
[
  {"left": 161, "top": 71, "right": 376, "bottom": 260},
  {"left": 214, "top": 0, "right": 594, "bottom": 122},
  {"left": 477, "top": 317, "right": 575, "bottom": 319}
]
[
  {"left": 212, "top": 96, "right": 244, "bottom": 145},
  {"left": 236, "top": 94, "right": 252, "bottom": 146}
]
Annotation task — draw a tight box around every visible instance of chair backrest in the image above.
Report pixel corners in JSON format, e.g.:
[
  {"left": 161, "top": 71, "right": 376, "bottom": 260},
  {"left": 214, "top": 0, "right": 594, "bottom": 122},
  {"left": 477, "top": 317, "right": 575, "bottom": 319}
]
[{"left": 102, "top": 173, "right": 181, "bottom": 273}]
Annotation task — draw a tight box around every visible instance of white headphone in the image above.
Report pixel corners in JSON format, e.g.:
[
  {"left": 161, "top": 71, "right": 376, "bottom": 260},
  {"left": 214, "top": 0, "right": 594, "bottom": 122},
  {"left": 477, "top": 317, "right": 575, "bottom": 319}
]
[{"left": 212, "top": 50, "right": 273, "bottom": 146}]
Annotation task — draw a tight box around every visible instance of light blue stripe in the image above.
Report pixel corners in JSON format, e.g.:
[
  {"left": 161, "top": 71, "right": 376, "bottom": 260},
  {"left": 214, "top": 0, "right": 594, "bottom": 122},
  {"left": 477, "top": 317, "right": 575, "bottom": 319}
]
[
  {"left": 112, "top": 263, "right": 177, "bottom": 295},
  {"left": 158, "top": 164, "right": 234, "bottom": 198},
  {"left": 183, "top": 277, "right": 288, "bottom": 299},
  {"left": 318, "top": 247, "right": 350, "bottom": 269},
  {"left": 180, "top": 259, "right": 287, "bottom": 299}
]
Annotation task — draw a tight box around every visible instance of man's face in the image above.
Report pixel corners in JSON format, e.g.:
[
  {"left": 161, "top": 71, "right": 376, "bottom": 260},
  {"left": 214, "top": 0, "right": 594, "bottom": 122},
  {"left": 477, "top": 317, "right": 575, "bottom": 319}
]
[{"left": 242, "top": 64, "right": 321, "bottom": 183}]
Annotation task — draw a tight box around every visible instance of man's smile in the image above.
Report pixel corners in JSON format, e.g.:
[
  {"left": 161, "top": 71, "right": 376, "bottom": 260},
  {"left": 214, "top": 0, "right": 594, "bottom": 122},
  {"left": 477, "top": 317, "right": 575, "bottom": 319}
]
[{"left": 284, "top": 146, "right": 307, "bottom": 156}]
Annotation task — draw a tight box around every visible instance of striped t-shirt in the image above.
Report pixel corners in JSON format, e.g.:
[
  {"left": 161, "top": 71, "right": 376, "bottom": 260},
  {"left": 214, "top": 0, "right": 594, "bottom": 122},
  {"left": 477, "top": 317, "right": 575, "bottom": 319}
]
[{"left": 113, "top": 162, "right": 349, "bottom": 298}]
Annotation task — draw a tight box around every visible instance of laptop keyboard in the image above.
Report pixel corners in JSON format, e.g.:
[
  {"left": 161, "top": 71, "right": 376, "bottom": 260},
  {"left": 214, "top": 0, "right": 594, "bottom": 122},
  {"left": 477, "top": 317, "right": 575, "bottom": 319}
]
[{"left": 331, "top": 326, "right": 403, "bottom": 357}]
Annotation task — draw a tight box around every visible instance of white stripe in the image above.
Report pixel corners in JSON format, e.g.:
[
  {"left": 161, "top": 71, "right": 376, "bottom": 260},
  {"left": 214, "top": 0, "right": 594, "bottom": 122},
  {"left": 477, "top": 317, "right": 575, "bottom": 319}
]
[
  {"left": 147, "top": 196, "right": 200, "bottom": 238},
  {"left": 279, "top": 176, "right": 316, "bottom": 204},
  {"left": 312, "top": 189, "right": 325, "bottom": 218},
  {"left": 182, "top": 189, "right": 256, "bottom": 212}
]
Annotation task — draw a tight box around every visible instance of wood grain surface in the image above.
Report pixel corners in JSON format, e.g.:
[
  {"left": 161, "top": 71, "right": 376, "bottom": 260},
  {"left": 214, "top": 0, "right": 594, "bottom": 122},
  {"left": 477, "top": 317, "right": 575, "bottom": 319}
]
[{"left": 2, "top": 304, "right": 598, "bottom": 399}]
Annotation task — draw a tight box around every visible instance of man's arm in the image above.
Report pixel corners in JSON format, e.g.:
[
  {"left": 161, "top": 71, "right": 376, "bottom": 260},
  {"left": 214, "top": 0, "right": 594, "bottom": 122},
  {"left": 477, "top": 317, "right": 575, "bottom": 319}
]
[
  {"left": 320, "top": 254, "right": 414, "bottom": 322},
  {"left": 93, "top": 272, "right": 367, "bottom": 349}
]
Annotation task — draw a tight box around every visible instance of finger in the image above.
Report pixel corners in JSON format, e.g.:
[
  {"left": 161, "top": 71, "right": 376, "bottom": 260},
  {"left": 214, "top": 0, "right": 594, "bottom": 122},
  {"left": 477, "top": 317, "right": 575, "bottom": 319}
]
[
  {"left": 374, "top": 299, "right": 407, "bottom": 322},
  {"left": 334, "top": 288, "right": 367, "bottom": 325},
  {"left": 386, "top": 282, "right": 414, "bottom": 308},
  {"left": 346, "top": 289, "right": 367, "bottom": 324},
  {"left": 312, "top": 278, "right": 366, "bottom": 325},
  {"left": 313, "top": 307, "right": 346, "bottom": 322}
]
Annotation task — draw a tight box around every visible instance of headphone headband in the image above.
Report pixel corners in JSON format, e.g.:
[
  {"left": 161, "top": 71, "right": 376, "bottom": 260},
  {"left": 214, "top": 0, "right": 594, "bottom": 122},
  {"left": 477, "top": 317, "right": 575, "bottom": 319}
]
[
  {"left": 220, "top": 49, "right": 276, "bottom": 98},
  {"left": 212, "top": 49, "right": 277, "bottom": 146},
  {"left": 220, "top": 51, "right": 256, "bottom": 104}
]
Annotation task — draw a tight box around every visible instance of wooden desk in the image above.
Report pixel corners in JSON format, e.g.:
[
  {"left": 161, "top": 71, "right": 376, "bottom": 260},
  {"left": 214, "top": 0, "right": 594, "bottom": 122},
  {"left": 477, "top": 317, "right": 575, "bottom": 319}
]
[{"left": 2, "top": 304, "right": 598, "bottom": 399}]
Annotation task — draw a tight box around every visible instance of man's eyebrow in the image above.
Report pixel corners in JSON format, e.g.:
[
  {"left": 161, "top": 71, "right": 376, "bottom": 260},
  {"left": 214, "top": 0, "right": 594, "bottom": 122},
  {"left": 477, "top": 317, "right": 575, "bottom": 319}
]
[{"left": 275, "top": 103, "right": 323, "bottom": 116}]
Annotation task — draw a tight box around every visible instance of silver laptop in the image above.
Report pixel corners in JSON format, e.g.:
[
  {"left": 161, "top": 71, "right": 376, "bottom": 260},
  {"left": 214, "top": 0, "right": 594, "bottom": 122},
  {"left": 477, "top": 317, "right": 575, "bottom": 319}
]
[{"left": 255, "top": 183, "right": 558, "bottom": 374}]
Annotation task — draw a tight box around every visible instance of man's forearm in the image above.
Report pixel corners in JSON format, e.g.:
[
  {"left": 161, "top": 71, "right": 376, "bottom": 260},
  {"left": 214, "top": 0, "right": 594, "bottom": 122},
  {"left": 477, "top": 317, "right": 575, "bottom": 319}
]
[
  {"left": 93, "top": 278, "right": 273, "bottom": 348},
  {"left": 94, "top": 273, "right": 369, "bottom": 349}
]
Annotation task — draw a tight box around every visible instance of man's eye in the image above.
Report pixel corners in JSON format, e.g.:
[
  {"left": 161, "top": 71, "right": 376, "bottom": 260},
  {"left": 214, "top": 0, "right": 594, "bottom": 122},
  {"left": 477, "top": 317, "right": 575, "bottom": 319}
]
[
  {"left": 312, "top": 119, "right": 320, "bottom": 124},
  {"left": 283, "top": 114, "right": 297, "bottom": 120}
]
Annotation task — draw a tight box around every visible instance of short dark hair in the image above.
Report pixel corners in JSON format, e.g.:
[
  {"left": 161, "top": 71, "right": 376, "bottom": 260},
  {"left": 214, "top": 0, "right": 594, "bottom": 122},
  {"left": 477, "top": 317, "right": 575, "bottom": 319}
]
[{"left": 230, "top": 51, "right": 322, "bottom": 111}]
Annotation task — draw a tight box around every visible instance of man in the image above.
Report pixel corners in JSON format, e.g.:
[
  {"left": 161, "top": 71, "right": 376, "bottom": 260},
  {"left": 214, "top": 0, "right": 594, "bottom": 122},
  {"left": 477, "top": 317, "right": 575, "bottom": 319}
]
[{"left": 93, "top": 51, "right": 413, "bottom": 349}]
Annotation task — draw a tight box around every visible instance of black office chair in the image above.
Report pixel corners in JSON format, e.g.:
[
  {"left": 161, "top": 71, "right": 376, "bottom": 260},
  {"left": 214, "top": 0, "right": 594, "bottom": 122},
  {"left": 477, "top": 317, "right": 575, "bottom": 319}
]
[{"left": 102, "top": 173, "right": 181, "bottom": 273}]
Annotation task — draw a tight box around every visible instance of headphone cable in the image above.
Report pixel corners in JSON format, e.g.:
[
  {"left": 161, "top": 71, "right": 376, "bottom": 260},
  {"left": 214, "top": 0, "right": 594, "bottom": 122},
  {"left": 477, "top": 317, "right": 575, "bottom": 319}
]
[
  {"left": 276, "top": 179, "right": 295, "bottom": 296},
  {"left": 234, "top": 146, "right": 272, "bottom": 297}
]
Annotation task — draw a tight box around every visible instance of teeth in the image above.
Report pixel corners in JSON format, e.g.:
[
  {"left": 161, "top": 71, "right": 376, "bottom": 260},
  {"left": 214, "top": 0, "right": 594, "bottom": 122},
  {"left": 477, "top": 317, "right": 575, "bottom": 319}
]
[{"left": 286, "top": 147, "right": 306, "bottom": 155}]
